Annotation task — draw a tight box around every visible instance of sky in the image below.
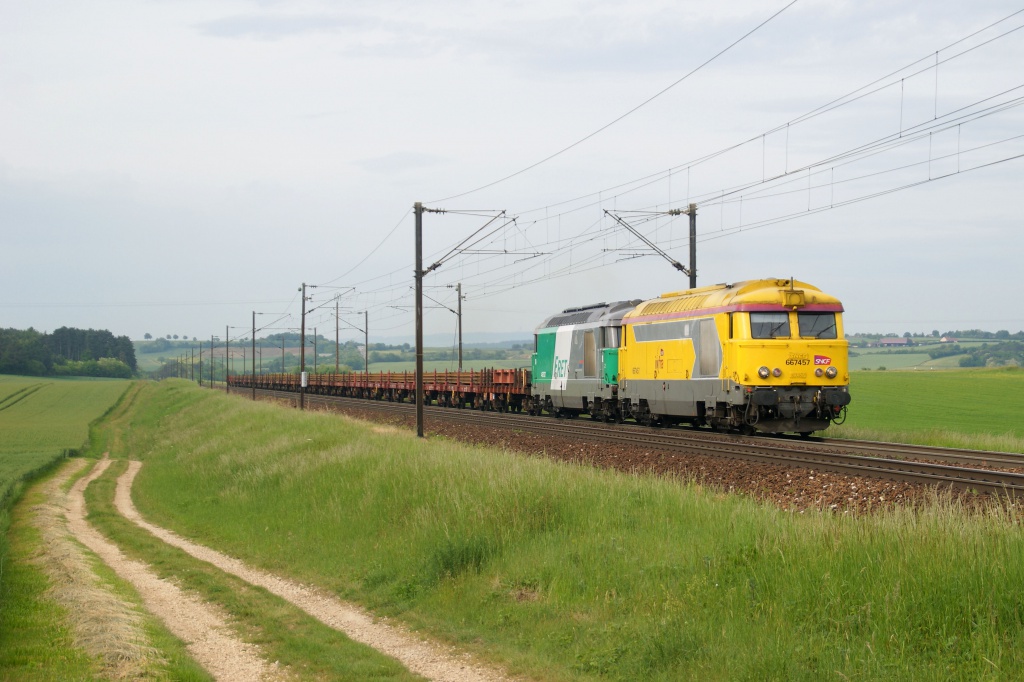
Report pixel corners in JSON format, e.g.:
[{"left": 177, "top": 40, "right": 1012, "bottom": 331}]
[{"left": 2, "top": 0, "right": 1022, "bottom": 348}]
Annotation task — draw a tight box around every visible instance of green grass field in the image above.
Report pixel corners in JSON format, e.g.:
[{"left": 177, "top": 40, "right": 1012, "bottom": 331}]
[
  {"left": 0, "top": 376, "right": 131, "bottom": 454},
  {"left": 0, "top": 376, "right": 132, "bottom": 511},
  {"left": 93, "top": 378, "right": 1024, "bottom": 681},
  {"left": 0, "top": 376, "right": 133, "bottom": 679},
  {"left": 7, "top": 370, "right": 1024, "bottom": 680},
  {"left": 847, "top": 340, "right": 995, "bottom": 370},
  {"left": 832, "top": 367, "right": 1024, "bottom": 451}
]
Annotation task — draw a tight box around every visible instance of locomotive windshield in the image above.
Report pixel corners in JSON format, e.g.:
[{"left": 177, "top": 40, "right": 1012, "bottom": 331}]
[
  {"left": 750, "top": 312, "right": 790, "bottom": 339},
  {"left": 797, "top": 312, "right": 837, "bottom": 339}
]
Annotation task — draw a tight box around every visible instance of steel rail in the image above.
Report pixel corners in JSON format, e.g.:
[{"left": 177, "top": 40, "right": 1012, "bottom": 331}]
[
  {"left": 236, "top": 387, "right": 1024, "bottom": 496},
  {"left": 813, "top": 437, "right": 1024, "bottom": 469}
]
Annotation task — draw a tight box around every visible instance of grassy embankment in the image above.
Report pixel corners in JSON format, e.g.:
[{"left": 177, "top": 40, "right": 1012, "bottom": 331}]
[
  {"left": 1, "top": 375, "right": 418, "bottom": 681},
  {"left": 101, "top": 377, "right": 1024, "bottom": 681},
  {"left": 832, "top": 367, "right": 1024, "bottom": 452}
]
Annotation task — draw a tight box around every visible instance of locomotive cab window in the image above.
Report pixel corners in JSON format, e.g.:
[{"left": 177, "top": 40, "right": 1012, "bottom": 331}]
[
  {"left": 797, "top": 312, "right": 837, "bottom": 339},
  {"left": 750, "top": 312, "right": 790, "bottom": 339}
]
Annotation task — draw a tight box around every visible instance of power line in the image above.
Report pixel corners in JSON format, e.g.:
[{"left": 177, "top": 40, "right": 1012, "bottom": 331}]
[
  {"left": 501, "top": 8, "right": 1024, "bottom": 224},
  {"left": 254, "top": 7, "right": 1024, "bottom": 339},
  {"left": 430, "top": 0, "right": 800, "bottom": 203}
]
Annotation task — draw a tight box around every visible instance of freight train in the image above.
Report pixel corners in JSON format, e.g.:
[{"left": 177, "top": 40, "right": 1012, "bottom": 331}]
[{"left": 229, "top": 278, "right": 850, "bottom": 435}]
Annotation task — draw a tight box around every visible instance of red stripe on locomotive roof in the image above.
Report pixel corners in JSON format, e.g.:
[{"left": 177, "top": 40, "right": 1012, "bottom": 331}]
[{"left": 628, "top": 302, "right": 843, "bottom": 324}]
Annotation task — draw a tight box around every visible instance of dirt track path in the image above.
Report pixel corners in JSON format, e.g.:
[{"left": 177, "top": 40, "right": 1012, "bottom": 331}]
[
  {"left": 64, "top": 457, "right": 281, "bottom": 681},
  {"left": 116, "top": 460, "right": 515, "bottom": 682},
  {"left": 31, "top": 458, "right": 154, "bottom": 679}
]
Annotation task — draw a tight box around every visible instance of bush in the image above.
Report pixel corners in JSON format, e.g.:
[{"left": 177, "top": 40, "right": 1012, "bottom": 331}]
[{"left": 52, "top": 358, "right": 134, "bottom": 379}]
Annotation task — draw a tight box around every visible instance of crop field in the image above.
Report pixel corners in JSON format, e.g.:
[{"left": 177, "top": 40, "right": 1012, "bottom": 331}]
[
  {"left": 0, "top": 376, "right": 135, "bottom": 679},
  {"left": 0, "top": 376, "right": 131, "bottom": 457},
  {"left": 832, "top": 367, "right": 1024, "bottom": 450},
  {"left": 846, "top": 340, "right": 997, "bottom": 371},
  {"left": 848, "top": 352, "right": 935, "bottom": 370},
  {"left": 0, "top": 375, "right": 132, "bottom": 518}
]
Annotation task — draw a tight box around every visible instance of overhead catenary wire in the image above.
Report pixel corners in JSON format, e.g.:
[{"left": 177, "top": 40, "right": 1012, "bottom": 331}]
[
  {"left": 500, "top": 9, "right": 1024, "bottom": 223},
  {"left": 259, "top": 7, "right": 1024, "bottom": 343},
  {"left": 429, "top": 0, "right": 801, "bottom": 204},
  {"left": 310, "top": 9, "right": 1024, "bottom": 320}
]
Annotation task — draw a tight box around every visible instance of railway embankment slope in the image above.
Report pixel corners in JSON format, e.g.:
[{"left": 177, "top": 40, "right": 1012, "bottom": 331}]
[{"left": 86, "top": 379, "right": 1024, "bottom": 680}]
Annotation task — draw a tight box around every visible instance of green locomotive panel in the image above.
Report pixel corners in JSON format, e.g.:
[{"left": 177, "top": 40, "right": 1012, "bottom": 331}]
[
  {"left": 532, "top": 328, "right": 558, "bottom": 386},
  {"left": 530, "top": 300, "right": 639, "bottom": 416},
  {"left": 602, "top": 347, "right": 619, "bottom": 385}
]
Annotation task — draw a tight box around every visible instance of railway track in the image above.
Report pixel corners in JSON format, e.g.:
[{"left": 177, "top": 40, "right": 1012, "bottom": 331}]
[
  {"left": 238, "top": 387, "right": 1024, "bottom": 497},
  {"left": 807, "top": 437, "right": 1024, "bottom": 470}
]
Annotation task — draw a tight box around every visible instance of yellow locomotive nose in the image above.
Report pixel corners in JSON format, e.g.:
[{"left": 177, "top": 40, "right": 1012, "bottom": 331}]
[{"left": 619, "top": 278, "right": 849, "bottom": 434}]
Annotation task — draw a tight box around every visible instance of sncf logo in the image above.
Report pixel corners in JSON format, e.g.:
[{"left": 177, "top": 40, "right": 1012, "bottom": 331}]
[{"left": 814, "top": 355, "right": 832, "bottom": 366}]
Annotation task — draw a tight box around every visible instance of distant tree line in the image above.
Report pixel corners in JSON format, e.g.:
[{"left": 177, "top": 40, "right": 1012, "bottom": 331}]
[
  {"left": 0, "top": 327, "right": 136, "bottom": 377},
  {"left": 143, "top": 333, "right": 196, "bottom": 341},
  {"left": 137, "top": 337, "right": 197, "bottom": 354},
  {"left": 927, "top": 344, "right": 965, "bottom": 360},
  {"left": 367, "top": 347, "right": 512, "bottom": 364},
  {"left": 956, "top": 341, "right": 1024, "bottom": 368},
  {"left": 848, "top": 329, "right": 1024, "bottom": 348},
  {"left": 939, "top": 329, "right": 1022, "bottom": 340}
]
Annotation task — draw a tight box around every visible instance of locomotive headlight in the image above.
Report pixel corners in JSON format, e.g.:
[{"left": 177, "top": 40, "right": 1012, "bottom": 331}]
[
  {"left": 772, "top": 368, "right": 782, "bottom": 378},
  {"left": 815, "top": 368, "right": 824, "bottom": 377},
  {"left": 825, "top": 366, "right": 838, "bottom": 379},
  {"left": 758, "top": 366, "right": 770, "bottom": 379}
]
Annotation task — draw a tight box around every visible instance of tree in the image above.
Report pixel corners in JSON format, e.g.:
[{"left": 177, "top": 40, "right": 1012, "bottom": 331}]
[
  {"left": 166, "top": 334, "right": 172, "bottom": 339},
  {"left": 173, "top": 334, "right": 179, "bottom": 340},
  {"left": 0, "top": 328, "right": 53, "bottom": 375},
  {"left": 0, "top": 326, "right": 135, "bottom": 376},
  {"left": 144, "top": 332, "right": 152, "bottom": 340},
  {"left": 932, "top": 330, "right": 940, "bottom": 337}
]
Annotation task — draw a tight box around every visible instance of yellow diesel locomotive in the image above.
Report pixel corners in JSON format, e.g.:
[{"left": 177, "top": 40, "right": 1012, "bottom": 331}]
[{"left": 530, "top": 278, "right": 850, "bottom": 434}]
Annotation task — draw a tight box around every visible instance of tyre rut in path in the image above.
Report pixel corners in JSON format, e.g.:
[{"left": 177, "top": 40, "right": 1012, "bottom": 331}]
[
  {"left": 116, "top": 460, "right": 516, "bottom": 682},
  {"left": 65, "top": 457, "right": 281, "bottom": 681},
  {"left": 31, "top": 458, "right": 155, "bottom": 679}
]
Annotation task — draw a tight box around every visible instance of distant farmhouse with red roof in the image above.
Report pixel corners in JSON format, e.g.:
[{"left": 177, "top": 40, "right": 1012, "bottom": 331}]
[{"left": 878, "top": 337, "right": 914, "bottom": 347}]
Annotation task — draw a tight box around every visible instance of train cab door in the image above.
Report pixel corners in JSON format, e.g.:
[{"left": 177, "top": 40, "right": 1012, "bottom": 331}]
[{"left": 583, "top": 330, "right": 597, "bottom": 379}]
